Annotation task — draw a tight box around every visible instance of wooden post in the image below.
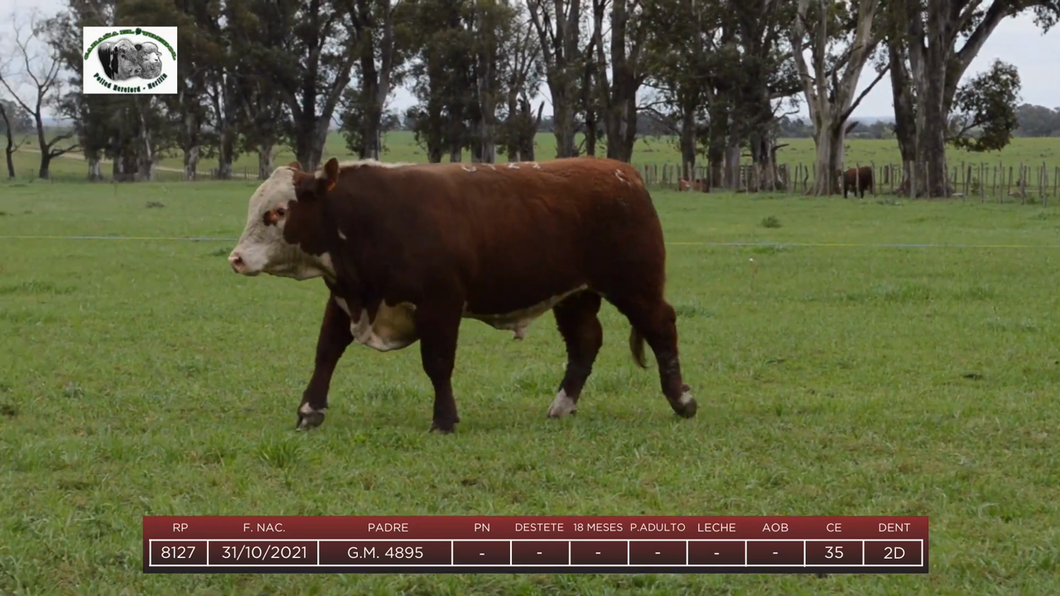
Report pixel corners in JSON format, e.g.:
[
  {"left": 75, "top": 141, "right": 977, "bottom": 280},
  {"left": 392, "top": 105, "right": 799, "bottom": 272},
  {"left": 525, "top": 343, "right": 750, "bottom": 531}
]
[{"left": 979, "top": 163, "right": 985, "bottom": 202}]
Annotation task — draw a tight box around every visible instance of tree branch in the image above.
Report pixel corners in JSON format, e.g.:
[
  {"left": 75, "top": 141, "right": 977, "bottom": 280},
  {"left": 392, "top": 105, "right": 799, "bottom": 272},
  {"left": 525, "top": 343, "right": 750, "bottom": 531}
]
[{"left": 840, "top": 62, "right": 889, "bottom": 123}]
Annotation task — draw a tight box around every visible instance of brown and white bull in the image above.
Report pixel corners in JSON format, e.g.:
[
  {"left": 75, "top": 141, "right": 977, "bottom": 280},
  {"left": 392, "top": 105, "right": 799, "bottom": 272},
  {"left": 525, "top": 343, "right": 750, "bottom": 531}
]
[{"left": 228, "top": 157, "right": 698, "bottom": 432}]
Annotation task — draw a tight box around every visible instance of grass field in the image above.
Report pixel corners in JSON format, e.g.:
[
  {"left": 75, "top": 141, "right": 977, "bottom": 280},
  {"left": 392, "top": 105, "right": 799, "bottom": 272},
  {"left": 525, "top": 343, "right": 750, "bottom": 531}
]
[
  {"left": 3, "top": 174, "right": 1060, "bottom": 594},
  {"left": 8, "top": 131, "right": 1060, "bottom": 184}
]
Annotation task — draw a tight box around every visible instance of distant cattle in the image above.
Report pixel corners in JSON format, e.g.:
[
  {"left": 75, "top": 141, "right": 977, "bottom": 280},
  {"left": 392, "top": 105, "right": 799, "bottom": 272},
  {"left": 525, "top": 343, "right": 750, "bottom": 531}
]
[
  {"left": 228, "top": 157, "right": 698, "bottom": 433},
  {"left": 678, "top": 178, "right": 708, "bottom": 192},
  {"left": 843, "top": 166, "right": 874, "bottom": 198}
]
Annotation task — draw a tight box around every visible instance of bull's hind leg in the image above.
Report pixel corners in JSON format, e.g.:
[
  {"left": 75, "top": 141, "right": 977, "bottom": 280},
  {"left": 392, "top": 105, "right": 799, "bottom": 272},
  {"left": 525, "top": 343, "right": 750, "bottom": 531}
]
[
  {"left": 609, "top": 293, "right": 697, "bottom": 418},
  {"left": 548, "top": 291, "right": 603, "bottom": 418}
]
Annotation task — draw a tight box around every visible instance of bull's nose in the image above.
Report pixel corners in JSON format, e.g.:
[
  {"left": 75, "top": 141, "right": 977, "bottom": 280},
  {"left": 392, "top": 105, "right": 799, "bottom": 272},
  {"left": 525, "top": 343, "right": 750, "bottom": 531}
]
[{"left": 228, "top": 253, "right": 245, "bottom": 273}]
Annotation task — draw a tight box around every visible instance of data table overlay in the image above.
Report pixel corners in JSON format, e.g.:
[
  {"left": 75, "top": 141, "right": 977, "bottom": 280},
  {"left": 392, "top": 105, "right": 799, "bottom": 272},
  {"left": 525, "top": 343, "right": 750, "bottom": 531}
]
[{"left": 143, "top": 516, "right": 928, "bottom": 574}]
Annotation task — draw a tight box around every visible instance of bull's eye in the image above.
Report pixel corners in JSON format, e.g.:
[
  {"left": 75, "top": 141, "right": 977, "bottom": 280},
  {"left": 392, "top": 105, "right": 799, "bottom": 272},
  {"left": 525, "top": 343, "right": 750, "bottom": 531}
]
[{"left": 276, "top": 207, "right": 286, "bottom": 217}]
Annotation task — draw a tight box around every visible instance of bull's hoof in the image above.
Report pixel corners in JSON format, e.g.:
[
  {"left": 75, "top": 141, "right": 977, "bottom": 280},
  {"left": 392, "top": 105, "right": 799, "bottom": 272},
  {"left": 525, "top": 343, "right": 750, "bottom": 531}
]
[
  {"left": 429, "top": 421, "right": 457, "bottom": 434},
  {"left": 547, "top": 390, "right": 578, "bottom": 418},
  {"left": 296, "top": 405, "right": 327, "bottom": 430},
  {"left": 672, "top": 388, "right": 698, "bottom": 419}
]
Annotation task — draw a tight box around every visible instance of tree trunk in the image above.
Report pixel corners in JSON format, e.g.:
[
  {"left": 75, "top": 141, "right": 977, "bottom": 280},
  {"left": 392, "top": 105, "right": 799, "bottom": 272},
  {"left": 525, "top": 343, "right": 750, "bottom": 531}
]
[
  {"left": 257, "top": 143, "right": 274, "bottom": 179},
  {"left": 6, "top": 149, "right": 16, "bottom": 179},
  {"left": 136, "top": 98, "right": 155, "bottom": 182},
  {"left": 291, "top": 109, "right": 331, "bottom": 171},
  {"left": 34, "top": 114, "right": 50, "bottom": 179},
  {"left": 749, "top": 130, "right": 783, "bottom": 192},
  {"left": 679, "top": 106, "right": 696, "bottom": 174},
  {"left": 87, "top": 157, "right": 102, "bottom": 181},
  {"left": 183, "top": 145, "right": 200, "bottom": 181},
  {"left": 812, "top": 123, "right": 844, "bottom": 195},
  {"left": 38, "top": 154, "right": 51, "bottom": 180},
  {"left": 358, "top": 45, "right": 383, "bottom": 161},
  {"left": 724, "top": 138, "right": 741, "bottom": 190},
  {"left": 551, "top": 89, "right": 577, "bottom": 158},
  {"left": 584, "top": 113, "right": 597, "bottom": 157},
  {"left": 705, "top": 96, "right": 728, "bottom": 189},
  {"left": 887, "top": 39, "right": 916, "bottom": 164},
  {"left": 914, "top": 60, "right": 947, "bottom": 198},
  {"left": 217, "top": 134, "right": 234, "bottom": 180}
]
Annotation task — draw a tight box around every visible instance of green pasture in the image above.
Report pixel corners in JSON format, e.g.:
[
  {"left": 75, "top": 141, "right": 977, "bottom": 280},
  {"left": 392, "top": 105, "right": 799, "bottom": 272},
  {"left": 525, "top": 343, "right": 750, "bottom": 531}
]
[
  {"left": 8, "top": 132, "right": 1060, "bottom": 184},
  {"left": 2, "top": 173, "right": 1060, "bottom": 594}
]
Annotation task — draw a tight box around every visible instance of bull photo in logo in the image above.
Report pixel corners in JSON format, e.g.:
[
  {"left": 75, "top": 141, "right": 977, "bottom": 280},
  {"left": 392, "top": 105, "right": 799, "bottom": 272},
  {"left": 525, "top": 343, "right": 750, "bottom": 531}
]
[{"left": 82, "top": 27, "right": 178, "bottom": 95}]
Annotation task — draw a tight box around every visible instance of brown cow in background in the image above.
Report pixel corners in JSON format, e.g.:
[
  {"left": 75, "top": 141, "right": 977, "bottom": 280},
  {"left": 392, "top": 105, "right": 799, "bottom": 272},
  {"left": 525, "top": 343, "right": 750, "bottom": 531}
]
[
  {"left": 678, "top": 178, "right": 708, "bottom": 192},
  {"left": 842, "top": 166, "right": 874, "bottom": 198}
]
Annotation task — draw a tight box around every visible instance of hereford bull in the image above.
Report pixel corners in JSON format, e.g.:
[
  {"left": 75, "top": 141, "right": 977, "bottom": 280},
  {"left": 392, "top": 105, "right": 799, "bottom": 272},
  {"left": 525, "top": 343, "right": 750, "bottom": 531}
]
[
  {"left": 843, "top": 166, "right": 874, "bottom": 198},
  {"left": 228, "top": 157, "right": 698, "bottom": 433}
]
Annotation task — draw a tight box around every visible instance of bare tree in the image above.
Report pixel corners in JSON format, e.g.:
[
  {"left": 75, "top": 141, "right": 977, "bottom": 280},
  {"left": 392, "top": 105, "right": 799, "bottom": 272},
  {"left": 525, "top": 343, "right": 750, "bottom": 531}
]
[
  {"left": 0, "top": 100, "right": 29, "bottom": 179},
  {"left": 0, "top": 11, "right": 79, "bottom": 179},
  {"left": 790, "top": 0, "right": 885, "bottom": 195}
]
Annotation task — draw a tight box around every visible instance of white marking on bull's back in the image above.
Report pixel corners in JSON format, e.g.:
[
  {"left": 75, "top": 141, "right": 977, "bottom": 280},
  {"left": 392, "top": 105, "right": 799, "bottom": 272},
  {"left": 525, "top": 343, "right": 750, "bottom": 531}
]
[
  {"left": 547, "top": 389, "right": 577, "bottom": 418},
  {"left": 461, "top": 165, "right": 477, "bottom": 172},
  {"left": 507, "top": 163, "right": 520, "bottom": 169},
  {"left": 463, "top": 285, "right": 589, "bottom": 339},
  {"left": 531, "top": 162, "right": 541, "bottom": 169},
  {"left": 337, "top": 230, "right": 347, "bottom": 241}
]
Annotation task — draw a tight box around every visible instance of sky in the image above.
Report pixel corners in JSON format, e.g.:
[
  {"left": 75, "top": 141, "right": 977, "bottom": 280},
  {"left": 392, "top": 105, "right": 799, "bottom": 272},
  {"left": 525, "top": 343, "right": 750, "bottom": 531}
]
[{"left": 2, "top": 0, "right": 1058, "bottom": 122}]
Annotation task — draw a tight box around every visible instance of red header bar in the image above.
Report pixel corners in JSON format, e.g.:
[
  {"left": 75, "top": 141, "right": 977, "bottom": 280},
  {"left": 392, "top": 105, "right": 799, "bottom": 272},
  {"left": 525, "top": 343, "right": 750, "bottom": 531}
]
[{"left": 144, "top": 516, "right": 927, "bottom": 540}]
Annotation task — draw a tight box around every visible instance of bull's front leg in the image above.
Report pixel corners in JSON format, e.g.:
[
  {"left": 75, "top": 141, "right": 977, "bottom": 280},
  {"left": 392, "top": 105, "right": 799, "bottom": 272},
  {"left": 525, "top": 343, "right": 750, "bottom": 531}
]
[
  {"left": 414, "top": 299, "right": 464, "bottom": 433},
  {"left": 296, "top": 294, "right": 353, "bottom": 430}
]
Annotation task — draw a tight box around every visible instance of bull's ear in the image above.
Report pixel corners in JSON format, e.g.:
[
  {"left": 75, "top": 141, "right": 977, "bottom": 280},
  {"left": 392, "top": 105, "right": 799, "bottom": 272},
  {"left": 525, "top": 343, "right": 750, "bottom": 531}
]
[
  {"left": 321, "top": 158, "right": 339, "bottom": 193},
  {"left": 287, "top": 161, "right": 303, "bottom": 172}
]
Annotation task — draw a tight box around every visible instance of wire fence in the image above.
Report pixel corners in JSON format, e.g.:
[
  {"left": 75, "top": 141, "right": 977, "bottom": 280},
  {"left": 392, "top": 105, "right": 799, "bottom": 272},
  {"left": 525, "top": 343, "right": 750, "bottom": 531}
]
[
  {"left": 642, "top": 161, "right": 1060, "bottom": 203},
  {"left": 8, "top": 159, "right": 1060, "bottom": 204}
]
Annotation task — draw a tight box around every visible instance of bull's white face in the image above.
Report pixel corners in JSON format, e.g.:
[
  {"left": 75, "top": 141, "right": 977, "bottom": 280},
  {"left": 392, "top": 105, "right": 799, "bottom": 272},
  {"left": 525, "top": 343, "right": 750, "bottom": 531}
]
[{"left": 228, "top": 167, "right": 334, "bottom": 281}]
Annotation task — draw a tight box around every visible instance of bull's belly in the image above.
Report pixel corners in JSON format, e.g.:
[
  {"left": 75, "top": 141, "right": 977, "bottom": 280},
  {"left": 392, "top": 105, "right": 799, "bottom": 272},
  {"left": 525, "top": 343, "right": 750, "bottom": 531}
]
[{"left": 331, "top": 285, "right": 589, "bottom": 352}]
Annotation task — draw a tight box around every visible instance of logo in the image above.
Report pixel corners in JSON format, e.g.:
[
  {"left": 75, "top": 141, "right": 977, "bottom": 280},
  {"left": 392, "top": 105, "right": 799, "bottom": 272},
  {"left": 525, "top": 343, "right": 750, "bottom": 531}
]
[{"left": 82, "top": 27, "right": 178, "bottom": 95}]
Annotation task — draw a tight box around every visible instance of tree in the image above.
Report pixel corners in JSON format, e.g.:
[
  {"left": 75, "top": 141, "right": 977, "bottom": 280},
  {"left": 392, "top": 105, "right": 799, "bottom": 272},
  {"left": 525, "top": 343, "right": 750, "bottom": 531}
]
[
  {"left": 590, "top": 0, "right": 651, "bottom": 162},
  {"left": 947, "top": 59, "right": 1021, "bottom": 152},
  {"left": 1014, "top": 103, "right": 1060, "bottom": 137},
  {"left": 526, "top": 0, "right": 588, "bottom": 158},
  {"left": 0, "top": 99, "right": 30, "bottom": 178},
  {"left": 720, "top": 0, "right": 800, "bottom": 191},
  {"left": 0, "top": 10, "right": 79, "bottom": 179},
  {"left": 495, "top": 3, "right": 544, "bottom": 161},
  {"left": 226, "top": 0, "right": 290, "bottom": 178},
  {"left": 406, "top": 0, "right": 477, "bottom": 162},
  {"left": 43, "top": 0, "right": 113, "bottom": 181},
  {"left": 642, "top": 0, "right": 722, "bottom": 177},
  {"left": 887, "top": 0, "right": 1060, "bottom": 197},
  {"left": 339, "top": 0, "right": 412, "bottom": 160},
  {"left": 790, "top": 0, "right": 886, "bottom": 195},
  {"left": 256, "top": 0, "right": 362, "bottom": 171}
]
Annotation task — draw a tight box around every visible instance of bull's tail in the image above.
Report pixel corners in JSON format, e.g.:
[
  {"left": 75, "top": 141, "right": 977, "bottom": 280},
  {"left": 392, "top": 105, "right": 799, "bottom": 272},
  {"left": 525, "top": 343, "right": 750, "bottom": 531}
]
[{"left": 629, "top": 327, "right": 649, "bottom": 369}]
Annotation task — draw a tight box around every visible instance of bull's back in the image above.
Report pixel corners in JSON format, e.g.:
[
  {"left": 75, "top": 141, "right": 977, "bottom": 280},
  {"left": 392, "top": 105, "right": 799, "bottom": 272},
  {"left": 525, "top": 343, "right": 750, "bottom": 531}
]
[{"left": 384, "top": 158, "right": 664, "bottom": 311}]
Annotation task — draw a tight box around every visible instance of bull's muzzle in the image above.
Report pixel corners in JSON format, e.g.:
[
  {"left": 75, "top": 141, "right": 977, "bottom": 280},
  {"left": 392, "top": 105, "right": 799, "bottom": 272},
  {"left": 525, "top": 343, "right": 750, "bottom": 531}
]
[{"left": 228, "top": 253, "right": 246, "bottom": 274}]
